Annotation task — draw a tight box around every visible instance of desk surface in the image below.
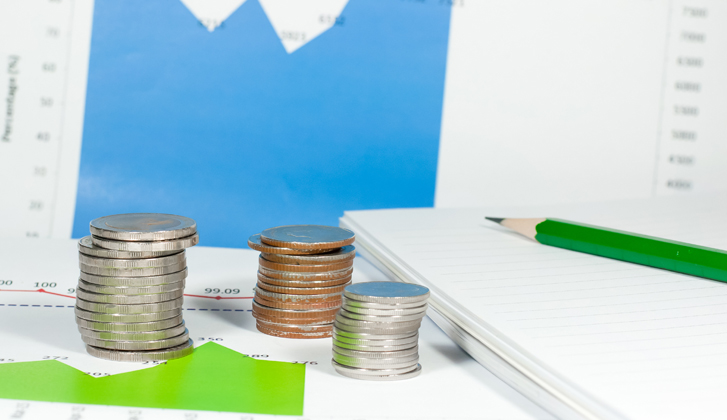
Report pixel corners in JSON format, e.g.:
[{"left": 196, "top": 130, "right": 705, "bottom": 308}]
[{"left": 0, "top": 238, "right": 551, "bottom": 419}]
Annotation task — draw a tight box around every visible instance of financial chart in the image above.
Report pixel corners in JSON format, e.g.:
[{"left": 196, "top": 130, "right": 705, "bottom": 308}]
[
  {"left": 0, "top": 240, "right": 546, "bottom": 419},
  {"left": 1, "top": 0, "right": 725, "bottom": 246}
]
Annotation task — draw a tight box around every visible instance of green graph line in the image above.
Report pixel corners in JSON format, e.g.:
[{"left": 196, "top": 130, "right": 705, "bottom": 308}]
[{"left": 0, "top": 342, "right": 305, "bottom": 415}]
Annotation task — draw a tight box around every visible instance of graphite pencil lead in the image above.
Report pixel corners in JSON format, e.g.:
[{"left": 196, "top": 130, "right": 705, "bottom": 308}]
[{"left": 485, "top": 217, "right": 505, "bottom": 224}]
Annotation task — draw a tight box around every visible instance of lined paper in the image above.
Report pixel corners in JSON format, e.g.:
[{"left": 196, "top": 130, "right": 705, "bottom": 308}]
[{"left": 344, "top": 194, "right": 727, "bottom": 420}]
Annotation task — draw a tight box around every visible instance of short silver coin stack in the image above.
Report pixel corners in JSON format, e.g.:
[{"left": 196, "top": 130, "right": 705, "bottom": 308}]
[
  {"left": 332, "top": 281, "right": 430, "bottom": 380},
  {"left": 75, "top": 213, "right": 199, "bottom": 362}
]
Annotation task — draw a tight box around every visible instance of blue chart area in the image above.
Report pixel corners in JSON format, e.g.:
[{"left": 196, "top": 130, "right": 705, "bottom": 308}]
[{"left": 74, "top": 0, "right": 451, "bottom": 247}]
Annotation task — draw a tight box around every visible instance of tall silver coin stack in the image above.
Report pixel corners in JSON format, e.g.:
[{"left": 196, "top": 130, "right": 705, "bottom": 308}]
[
  {"left": 332, "top": 282, "right": 430, "bottom": 381},
  {"left": 247, "top": 225, "right": 356, "bottom": 339},
  {"left": 75, "top": 213, "right": 199, "bottom": 362}
]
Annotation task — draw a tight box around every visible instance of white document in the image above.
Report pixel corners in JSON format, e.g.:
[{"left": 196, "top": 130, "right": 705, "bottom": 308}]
[
  {"left": 343, "top": 193, "right": 727, "bottom": 419},
  {"left": 0, "top": 0, "right": 93, "bottom": 239},
  {"left": 436, "top": 0, "right": 727, "bottom": 206}
]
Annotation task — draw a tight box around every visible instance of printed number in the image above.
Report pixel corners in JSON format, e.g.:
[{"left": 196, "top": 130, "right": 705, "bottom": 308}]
[
  {"left": 26, "top": 231, "right": 40, "bottom": 238},
  {"left": 0, "top": 359, "right": 15, "bottom": 362},
  {"left": 46, "top": 27, "right": 60, "bottom": 37},
  {"left": 34, "top": 167, "right": 47, "bottom": 176},
  {"left": 29, "top": 201, "right": 43, "bottom": 210},
  {"left": 84, "top": 372, "right": 110, "bottom": 377},
  {"left": 198, "top": 337, "right": 223, "bottom": 342},
  {"left": 667, "top": 179, "right": 692, "bottom": 190},
  {"left": 319, "top": 15, "right": 345, "bottom": 25},
  {"left": 243, "top": 354, "right": 269, "bottom": 358},
  {"left": 41, "top": 63, "right": 56, "bottom": 72},
  {"left": 35, "top": 282, "right": 57, "bottom": 288},
  {"left": 0, "top": 280, "right": 12, "bottom": 286},
  {"left": 67, "top": 288, "right": 75, "bottom": 293},
  {"left": 204, "top": 288, "right": 240, "bottom": 294},
  {"left": 143, "top": 360, "right": 167, "bottom": 365},
  {"left": 292, "top": 361, "right": 318, "bottom": 365},
  {"left": 42, "top": 356, "right": 67, "bottom": 360},
  {"left": 280, "top": 31, "right": 306, "bottom": 41},
  {"left": 37, "top": 132, "right": 51, "bottom": 141},
  {"left": 40, "top": 97, "right": 53, "bottom": 107}
]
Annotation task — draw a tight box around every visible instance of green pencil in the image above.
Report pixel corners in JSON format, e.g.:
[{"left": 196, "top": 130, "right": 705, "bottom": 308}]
[{"left": 485, "top": 217, "right": 727, "bottom": 282}]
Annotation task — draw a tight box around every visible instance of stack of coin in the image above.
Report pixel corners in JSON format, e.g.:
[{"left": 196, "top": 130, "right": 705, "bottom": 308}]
[
  {"left": 248, "top": 225, "right": 356, "bottom": 339},
  {"left": 332, "top": 282, "right": 430, "bottom": 381},
  {"left": 74, "top": 213, "right": 199, "bottom": 362}
]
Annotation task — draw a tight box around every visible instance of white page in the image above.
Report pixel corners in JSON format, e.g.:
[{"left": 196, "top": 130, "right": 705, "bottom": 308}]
[
  {"left": 344, "top": 193, "right": 727, "bottom": 420},
  {"left": 436, "top": 0, "right": 727, "bottom": 207}
]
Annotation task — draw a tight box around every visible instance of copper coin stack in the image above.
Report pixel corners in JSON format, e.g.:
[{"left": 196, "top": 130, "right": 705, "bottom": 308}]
[{"left": 247, "top": 225, "right": 356, "bottom": 339}]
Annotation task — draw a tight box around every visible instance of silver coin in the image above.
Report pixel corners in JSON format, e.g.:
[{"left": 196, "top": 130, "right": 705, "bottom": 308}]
[
  {"left": 335, "top": 313, "right": 422, "bottom": 329},
  {"left": 75, "top": 297, "right": 184, "bottom": 314},
  {"left": 79, "top": 261, "right": 187, "bottom": 277},
  {"left": 81, "top": 330, "right": 189, "bottom": 350},
  {"left": 78, "top": 236, "right": 180, "bottom": 259},
  {"left": 332, "top": 361, "right": 422, "bottom": 381},
  {"left": 342, "top": 303, "right": 427, "bottom": 316},
  {"left": 78, "top": 322, "right": 186, "bottom": 341},
  {"left": 78, "top": 279, "right": 185, "bottom": 295},
  {"left": 91, "top": 234, "right": 199, "bottom": 252},
  {"left": 343, "top": 297, "right": 427, "bottom": 310},
  {"left": 78, "top": 252, "right": 186, "bottom": 268},
  {"left": 333, "top": 327, "right": 418, "bottom": 341},
  {"left": 90, "top": 213, "right": 197, "bottom": 241},
  {"left": 333, "top": 332, "right": 419, "bottom": 346},
  {"left": 339, "top": 309, "right": 426, "bottom": 323},
  {"left": 343, "top": 282, "right": 430, "bottom": 304},
  {"left": 333, "top": 345, "right": 419, "bottom": 359},
  {"left": 76, "top": 288, "right": 184, "bottom": 304},
  {"left": 86, "top": 339, "right": 194, "bottom": 362},
  {"left": 333, "top": 321, "right": 420, "bottom": 336},
  {"left": 258, "top": 266, "right": 353, "bottom": 281},
  {"left": 332, "top": 339, "right": 418, "bottom": 352},
  {"left": 260, "top": 245, "right": 356, "bottom": 265},
  {"left": 79, "top": 268, "right": 188, "bottom": 287},
  {"left": 75, "top": 306, "right": 182, "bottom": 323},
  {"left": 260, "top": 225, "right": 355, "bottom": 250},
  {"left": 332, "top": 353, "right": 419, "bottom": 369},
  {"left": 75, "top": 314, "right": 184, "bottom": 332}
]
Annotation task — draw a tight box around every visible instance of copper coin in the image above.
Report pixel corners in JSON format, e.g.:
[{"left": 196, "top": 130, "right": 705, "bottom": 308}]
[
  {"left": 257, "top": 271, "right": 352, "bottom": 288},
  {"left": 256, "top": 279, "right": 352, "bottom": 295},
  {"left": 256, "top": 322, "right": 333, "bottom": 339},
  {"left": 256, "top": 318, "right": 334, "bottom": 333},
  {"left": 248, "top": 234, "right": 335, "bottom": 255},
  {"left": 258, "top": 256, "right": 353, "bottom": 273},
  {"left": 254, "top": 295, "right": 342, "bottom": 310},
  {"left": 252, "top": 311, "right": 337, "bottom": 325},
  {"left": 254, "top": 287, "right": 343, "bottom": 304},
  {"left": 258, "top": 266, "right": 353, "bottom": 281},
  {"left": 252, "top": 301, "right": 340, "bottom": 318},
  {"left": 260, "top": 225, "right": 355, "bottom": 250},
  {"left": 260, "top": 245, "right": 355, "bottom": 265}
]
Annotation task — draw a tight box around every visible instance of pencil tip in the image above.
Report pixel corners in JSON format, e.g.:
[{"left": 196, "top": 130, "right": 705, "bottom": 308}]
[{"left": 485, "top": 217, "right": 505, "bottom": 224}]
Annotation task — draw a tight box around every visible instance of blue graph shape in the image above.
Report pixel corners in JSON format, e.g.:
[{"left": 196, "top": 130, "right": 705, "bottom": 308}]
[{"left": 74, "top": 0, "right": 451, "bottom": 247}]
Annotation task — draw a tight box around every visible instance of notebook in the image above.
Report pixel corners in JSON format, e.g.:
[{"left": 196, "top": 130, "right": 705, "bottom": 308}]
[{"left": 341, "top": 193, "right": 727, "bottom": 420}]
